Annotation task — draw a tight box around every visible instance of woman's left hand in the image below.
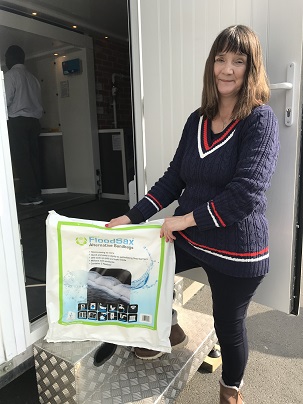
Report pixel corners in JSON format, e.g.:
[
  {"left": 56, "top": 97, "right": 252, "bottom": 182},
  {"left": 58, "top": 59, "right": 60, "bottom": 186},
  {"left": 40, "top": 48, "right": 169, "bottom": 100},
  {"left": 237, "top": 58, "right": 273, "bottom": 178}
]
[{"left": 160, "top": 213, "right": 196, "bottom": 242}]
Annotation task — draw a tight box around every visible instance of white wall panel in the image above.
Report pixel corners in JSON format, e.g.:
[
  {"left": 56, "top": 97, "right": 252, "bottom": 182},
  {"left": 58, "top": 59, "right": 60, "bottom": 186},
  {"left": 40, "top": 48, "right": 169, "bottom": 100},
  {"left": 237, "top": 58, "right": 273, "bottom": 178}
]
[
  {"left": 179, "top": 0, "right": 195, "bottom": 116},
  {"left": 235, "top": 0, "right": 252, "bottom": 26},
  {"left": 251, "top": 0, "right": 269, "bottom": 67},
  {"left": 140, "top": 0, "right": 163, "bottom": 186},
  {"left": 170, "top": 0, "right": 184, "bottom": 151},
  {"left": 193, "top": 0, "right": 207, "bottom": 106},
  {"left": 205, "top": 0, "right": 222, "bottom": 46},
  {"left": 0, "top": 326, "right": 5, "bottom": 365},
  {"left": 131, "top": 0, "right": 303, "bottom": 312},
  {"left": 158, "top": 0, "right": 173, "bottom": 167},
  {"left": 140, "top": 0, "right": 267, "bottom": 194},
  {"left": 220, "top": 0, "right": 236, "bottom": 28},
  {"left": 55, "top": 47, "right": 98, "bottom": 194}
]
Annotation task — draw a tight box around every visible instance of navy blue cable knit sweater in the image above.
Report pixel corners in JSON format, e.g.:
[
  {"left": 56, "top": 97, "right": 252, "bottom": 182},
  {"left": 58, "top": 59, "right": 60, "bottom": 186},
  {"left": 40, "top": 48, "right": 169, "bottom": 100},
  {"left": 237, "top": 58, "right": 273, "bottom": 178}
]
[{"left": 127, "top": 105, "right": 279, "bottom": 277}]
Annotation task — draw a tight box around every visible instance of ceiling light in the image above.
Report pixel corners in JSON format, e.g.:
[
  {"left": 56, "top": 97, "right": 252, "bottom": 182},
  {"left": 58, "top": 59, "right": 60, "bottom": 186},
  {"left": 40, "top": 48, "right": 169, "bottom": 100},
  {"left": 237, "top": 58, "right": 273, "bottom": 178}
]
[
  {"left": 32, "top": 12, "right": 37, "bottom": 16},
  {"left": 54, "top": 53, "right": 59, "bottom": 56},
  {"left": 105, "top": 36, "right": 109, "bottom": 39},
  {"left": 72, "top": 25, "right": 77, "bottom": 29}
]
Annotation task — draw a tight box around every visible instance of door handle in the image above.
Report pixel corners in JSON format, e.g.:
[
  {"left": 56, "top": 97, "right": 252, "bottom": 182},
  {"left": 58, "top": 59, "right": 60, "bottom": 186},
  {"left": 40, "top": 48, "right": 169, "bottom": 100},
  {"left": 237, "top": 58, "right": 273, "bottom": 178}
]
[
  {"left": 270, "top": 62, "right": 295, "bottom": 126},
  {"left": 270, "top": 82, "right": 292, "bottom": 90}
]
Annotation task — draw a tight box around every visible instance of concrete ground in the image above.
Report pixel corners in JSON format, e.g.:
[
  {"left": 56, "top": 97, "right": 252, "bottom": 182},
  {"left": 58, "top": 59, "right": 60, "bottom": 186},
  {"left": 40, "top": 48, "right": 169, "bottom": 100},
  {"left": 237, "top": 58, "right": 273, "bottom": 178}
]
[
  {"left": 1, "top": 275, "right": 302, "bottom": 403},
  {"left": 175, "top": 281, "right": 303, "bottom": 404}
]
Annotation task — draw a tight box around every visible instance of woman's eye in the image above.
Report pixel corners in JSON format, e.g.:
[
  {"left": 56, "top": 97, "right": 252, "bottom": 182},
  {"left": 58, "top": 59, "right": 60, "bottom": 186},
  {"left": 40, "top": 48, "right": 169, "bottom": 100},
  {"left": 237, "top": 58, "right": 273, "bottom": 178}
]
[
  {"left": 235, "top": 59, "right": 245, "bottom": 64},
  {"left": 215, "top": 58, "right": 224, "bottom": 63}
]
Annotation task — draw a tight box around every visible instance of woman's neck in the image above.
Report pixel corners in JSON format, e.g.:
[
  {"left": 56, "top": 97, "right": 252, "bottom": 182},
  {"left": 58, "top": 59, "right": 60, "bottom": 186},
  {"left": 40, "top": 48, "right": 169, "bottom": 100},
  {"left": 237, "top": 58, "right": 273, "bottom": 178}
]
[
  {"left": 218, "top": 99, "right": 237, "bottom": 125},
  {"left": 211, "top": 99, "right": 237, "bottom": 133},
  {"left": 218, "top": 97, "right": 237, "bottom": 119}
]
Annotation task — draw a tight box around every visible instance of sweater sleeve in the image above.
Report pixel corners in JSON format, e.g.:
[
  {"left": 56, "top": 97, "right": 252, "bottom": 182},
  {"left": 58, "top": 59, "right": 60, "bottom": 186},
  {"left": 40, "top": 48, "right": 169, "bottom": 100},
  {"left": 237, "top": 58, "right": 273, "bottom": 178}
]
[
  {"left": 129, "top": 111, "right": 198, "bottom": 221},
  {"left": 193, "top": 106, "right": 279, "bottom": 231},
  {"left": 125, "top": 207, "right": 145, "bottom": 224}
]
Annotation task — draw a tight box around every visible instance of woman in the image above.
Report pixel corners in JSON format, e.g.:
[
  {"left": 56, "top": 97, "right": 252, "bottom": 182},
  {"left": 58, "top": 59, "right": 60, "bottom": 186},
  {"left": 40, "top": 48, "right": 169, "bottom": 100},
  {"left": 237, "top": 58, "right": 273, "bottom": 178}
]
[{"left": 106, "top": 25, "right": 279, "bottom": 404}]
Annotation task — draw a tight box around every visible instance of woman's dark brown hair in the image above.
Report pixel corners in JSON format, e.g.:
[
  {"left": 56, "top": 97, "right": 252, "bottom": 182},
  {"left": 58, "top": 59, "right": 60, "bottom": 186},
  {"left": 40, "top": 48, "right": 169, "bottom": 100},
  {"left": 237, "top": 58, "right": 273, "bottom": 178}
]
[{"left": 201, "top": 25, "right": 270, "bottom": 120}]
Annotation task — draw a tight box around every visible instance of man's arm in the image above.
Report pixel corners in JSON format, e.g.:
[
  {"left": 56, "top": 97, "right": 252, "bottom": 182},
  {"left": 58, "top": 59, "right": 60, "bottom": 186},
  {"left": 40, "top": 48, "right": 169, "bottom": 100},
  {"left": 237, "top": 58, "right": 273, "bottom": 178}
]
[{"left": 4, "top": 72, "right": 15, "bottom": 108}]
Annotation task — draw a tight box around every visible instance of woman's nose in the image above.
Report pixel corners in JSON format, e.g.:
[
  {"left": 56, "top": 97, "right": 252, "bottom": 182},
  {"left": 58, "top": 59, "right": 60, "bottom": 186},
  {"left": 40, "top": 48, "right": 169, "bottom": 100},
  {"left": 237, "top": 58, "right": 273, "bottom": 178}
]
[{"left": 222, "top": 62, "right": 233, "bottom": 74}]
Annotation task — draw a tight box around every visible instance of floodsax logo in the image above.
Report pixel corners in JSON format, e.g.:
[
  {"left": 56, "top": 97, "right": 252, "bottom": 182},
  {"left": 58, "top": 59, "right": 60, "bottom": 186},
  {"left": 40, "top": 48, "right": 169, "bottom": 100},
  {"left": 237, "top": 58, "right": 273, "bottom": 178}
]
[
  {"left": 88, "top": 236, "right": 135, "bottom": 250},
  {"left": 75, "top": 237, "right": 87, "bottom": 246}
]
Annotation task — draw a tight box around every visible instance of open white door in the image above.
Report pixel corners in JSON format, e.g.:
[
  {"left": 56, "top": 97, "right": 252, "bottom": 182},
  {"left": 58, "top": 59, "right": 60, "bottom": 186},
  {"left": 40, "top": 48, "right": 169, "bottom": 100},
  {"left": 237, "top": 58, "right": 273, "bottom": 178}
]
[
  {"left": 0, "top": 70, "right": 28, "bottom": 363},
  {"left": 255, "top": 3, "right": 303, "bottom": 314},
  {"left": 129, "top": 0, "right": 303, "bottom": 314}
]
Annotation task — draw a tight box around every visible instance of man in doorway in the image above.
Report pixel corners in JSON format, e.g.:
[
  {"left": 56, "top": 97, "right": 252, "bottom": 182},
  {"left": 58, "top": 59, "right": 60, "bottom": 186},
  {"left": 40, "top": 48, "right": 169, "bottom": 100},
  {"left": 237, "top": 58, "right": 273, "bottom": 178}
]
[{"left": 4, "top": 45, "right": 44, "bottom": 206}]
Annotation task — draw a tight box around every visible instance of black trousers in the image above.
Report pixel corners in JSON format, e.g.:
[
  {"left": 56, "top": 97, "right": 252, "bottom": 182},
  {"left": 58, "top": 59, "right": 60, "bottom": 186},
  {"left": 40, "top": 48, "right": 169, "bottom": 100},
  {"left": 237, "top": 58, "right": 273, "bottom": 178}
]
[
  {"left": 175, "top": 244, "right": 264, "bottom": 387},
  {"left": 8, "top": 116, "right": 41, "bottom": 198}
]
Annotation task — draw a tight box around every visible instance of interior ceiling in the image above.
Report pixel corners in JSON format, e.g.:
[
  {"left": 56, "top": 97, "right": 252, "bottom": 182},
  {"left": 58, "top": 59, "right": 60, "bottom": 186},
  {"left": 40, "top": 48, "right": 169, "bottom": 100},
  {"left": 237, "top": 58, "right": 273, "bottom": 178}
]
[
  {"left": 0, "top": 25, "right": 71, "bottom": 64},
  {"left": 0, "top": 0, "right": 128, "bottom": 64}
]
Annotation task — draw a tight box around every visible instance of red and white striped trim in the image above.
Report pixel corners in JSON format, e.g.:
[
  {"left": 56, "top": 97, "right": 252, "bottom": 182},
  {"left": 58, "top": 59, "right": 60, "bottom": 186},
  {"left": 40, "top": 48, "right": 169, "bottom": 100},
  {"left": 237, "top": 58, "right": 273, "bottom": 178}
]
[
  {"left": 208, "top": 201, "right": 226, "bottom": 227},
  {"left": 144, "top": 193, "right": 163, "bottom": 212},
  {"left": 207, "top": 202, "right": 219, "bottom": 227},
  {"left": 197, "top": 115, "right": 239, "bottom": 159},
  {"left": 179, "top": 231, "right": 269, "bottom": 263}
]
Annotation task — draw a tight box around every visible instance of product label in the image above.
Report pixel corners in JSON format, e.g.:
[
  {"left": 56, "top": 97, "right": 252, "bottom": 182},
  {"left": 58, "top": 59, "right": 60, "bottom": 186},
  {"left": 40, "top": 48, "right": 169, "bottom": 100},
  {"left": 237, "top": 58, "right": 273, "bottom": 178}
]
[{"left": 57, "top": 221, "right": 165, "bottom": 329}]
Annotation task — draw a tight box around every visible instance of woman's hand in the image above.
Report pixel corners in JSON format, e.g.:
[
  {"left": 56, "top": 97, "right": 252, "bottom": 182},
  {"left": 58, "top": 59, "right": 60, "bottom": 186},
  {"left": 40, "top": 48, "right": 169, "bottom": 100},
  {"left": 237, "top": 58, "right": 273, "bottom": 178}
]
[
  {"left": 105, "top": 215, "right": 131, "bottom": 228},
  {"left": 160, "top": 212, "right": 196, "bottom": 242}
]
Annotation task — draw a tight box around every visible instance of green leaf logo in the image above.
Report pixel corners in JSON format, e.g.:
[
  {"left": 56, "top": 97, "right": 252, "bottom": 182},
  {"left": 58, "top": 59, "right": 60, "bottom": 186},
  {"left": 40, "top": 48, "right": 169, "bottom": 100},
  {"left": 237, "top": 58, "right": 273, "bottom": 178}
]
[{"left": 76, "top": 236, "right": 87, "bottom": 246}]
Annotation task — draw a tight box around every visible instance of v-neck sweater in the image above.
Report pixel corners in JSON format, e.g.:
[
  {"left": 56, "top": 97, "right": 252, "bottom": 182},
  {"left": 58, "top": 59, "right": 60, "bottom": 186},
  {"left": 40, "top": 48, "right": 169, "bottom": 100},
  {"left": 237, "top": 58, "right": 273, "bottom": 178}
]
[{"left": 127, "top": 104, "right": 279, "bottom": 278}]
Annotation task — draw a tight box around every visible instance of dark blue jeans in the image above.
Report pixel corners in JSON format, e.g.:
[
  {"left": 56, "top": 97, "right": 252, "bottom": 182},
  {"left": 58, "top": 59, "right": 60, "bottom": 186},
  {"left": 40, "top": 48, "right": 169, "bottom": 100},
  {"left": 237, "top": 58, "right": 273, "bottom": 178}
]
[{"left": 175, "top": 245, "right": 264, "bottom": 387}]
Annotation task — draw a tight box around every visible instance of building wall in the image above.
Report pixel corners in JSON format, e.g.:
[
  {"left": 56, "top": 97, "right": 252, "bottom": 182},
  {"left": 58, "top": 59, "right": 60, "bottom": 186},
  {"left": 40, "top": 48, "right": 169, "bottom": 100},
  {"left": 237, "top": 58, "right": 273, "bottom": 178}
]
[
  {"left": 93, "top": 37, "right": 132, "bottom": 130},
  {"left": 93, "top": 37, "right": 134, "bottom": 184}
]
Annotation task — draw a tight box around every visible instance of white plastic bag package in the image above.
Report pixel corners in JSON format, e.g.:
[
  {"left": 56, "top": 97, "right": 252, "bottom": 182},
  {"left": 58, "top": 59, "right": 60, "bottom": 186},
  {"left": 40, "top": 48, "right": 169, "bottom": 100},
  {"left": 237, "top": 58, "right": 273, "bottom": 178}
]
[{"left": 45, "top": 211, "right": 175, "bottom": 353}]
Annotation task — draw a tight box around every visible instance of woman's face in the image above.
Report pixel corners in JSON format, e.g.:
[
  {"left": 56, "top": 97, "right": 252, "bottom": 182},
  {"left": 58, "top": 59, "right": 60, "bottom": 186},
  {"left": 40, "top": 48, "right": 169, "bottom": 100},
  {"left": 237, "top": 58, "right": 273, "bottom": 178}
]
[{"left": 214, "top": 51, "right": 247, "bottom": 99}]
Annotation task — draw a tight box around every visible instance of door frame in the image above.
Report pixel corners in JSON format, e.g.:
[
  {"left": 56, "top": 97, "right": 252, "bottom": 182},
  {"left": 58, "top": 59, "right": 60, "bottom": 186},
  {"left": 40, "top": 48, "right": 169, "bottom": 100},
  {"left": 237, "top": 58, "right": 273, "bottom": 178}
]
[
  {"left": 0, "top": 9, "right": 99, "bottom": 356},
  {"left": 0, "top": 70, "right": 29, "bottom": 361}
]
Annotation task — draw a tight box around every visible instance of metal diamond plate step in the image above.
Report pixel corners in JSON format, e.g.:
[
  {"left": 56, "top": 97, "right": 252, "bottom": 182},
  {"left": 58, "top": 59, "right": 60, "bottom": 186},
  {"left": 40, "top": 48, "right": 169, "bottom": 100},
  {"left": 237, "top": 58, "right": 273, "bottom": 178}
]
[{"left": 34, "top": 307, "right": 216, "bottom": 404}]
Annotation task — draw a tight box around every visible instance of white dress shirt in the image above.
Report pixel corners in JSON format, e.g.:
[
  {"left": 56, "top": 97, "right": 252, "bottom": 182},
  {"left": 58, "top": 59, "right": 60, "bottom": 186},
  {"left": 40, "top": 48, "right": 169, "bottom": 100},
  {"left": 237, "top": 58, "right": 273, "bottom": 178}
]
[{"left": 4, "top": 64, "right": 43, "bottom": 119}]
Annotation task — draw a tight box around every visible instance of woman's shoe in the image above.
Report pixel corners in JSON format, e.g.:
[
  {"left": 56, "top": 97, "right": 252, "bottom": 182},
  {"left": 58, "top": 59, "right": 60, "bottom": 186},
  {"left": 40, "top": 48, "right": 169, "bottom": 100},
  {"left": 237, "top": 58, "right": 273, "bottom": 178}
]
[
  {"left": 134, "top": 323, "right": 188, "bottom": 360},
  {"left": 219, "top": 378, "right": 244, "bottom": 404}
]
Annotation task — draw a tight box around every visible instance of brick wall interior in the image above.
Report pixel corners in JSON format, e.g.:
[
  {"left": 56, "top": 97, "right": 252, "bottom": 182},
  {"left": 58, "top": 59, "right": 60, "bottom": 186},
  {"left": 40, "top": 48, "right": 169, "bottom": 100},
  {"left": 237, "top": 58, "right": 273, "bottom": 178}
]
[
  {"left": 93, "top": 37, "right": 132, "bottom": 130},
  {"left": 93, "top": 37, "right": 134, "bottom": 184}
]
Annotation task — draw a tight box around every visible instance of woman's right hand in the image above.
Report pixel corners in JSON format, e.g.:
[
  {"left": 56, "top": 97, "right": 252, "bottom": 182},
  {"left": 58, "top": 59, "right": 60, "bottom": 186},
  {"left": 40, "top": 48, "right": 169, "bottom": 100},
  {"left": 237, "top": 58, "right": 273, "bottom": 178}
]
[{"left": 105, "top": 215, "right": 131, "bottom": 228}]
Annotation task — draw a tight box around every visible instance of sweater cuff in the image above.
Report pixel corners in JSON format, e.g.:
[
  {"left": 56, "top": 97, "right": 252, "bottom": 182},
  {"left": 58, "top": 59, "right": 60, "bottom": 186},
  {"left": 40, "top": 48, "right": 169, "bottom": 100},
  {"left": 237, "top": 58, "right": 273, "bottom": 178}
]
[
  {"left": 125, "top": 207, "right": 145, "bottom": 224},
  {"left": 193, "top": 201, "right": 225, "bottom": 231}
]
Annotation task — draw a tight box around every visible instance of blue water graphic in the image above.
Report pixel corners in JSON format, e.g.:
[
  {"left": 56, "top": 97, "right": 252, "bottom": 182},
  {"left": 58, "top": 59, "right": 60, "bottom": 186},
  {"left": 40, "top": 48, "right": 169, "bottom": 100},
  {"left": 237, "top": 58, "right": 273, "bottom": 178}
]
[
  {"left": 130, "top": 246, "right": 157, "bottom": 290},
  {"left": 63, "top": 270, "right": 88, "bottom": 302}
]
